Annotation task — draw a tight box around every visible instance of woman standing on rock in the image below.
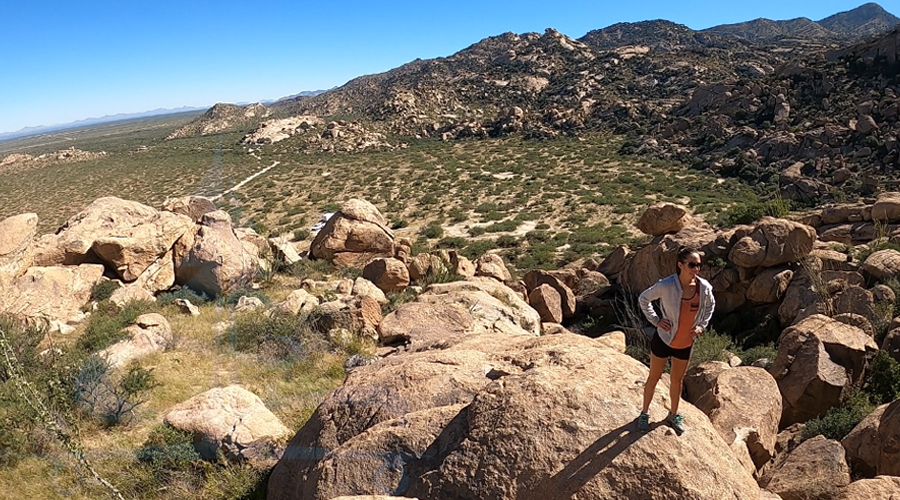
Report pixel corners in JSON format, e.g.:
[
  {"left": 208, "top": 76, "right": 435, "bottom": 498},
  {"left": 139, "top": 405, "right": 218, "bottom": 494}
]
[{"left": 636, "top": 246, "right": 715, "bottom": 434}]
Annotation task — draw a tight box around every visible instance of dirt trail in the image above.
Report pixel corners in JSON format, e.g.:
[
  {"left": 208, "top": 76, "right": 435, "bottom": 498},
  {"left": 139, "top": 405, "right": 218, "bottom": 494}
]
[{"left": 211, "top": 160, "right": 280, "bottom": 202}]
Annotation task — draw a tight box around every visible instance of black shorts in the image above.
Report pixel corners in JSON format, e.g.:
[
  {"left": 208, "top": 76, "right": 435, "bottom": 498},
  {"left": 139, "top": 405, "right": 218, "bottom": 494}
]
[{"left": 650, "top": 332, "right": 693, "bottom": 361}]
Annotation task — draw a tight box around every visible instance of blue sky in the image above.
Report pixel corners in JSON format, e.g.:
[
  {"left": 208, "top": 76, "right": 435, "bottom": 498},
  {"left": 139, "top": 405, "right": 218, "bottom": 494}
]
[{"left": 0, "top": 0, "right": 895, "bottom": 134}]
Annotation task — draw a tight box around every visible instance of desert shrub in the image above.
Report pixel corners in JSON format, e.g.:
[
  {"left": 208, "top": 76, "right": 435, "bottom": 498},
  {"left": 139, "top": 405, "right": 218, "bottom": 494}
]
[
  {"left": 436, "top": 237, "right": 466, "bottom": 249},
  {"left": 390, "top": 218, "right": 409, "bottom": 229},
  {"left": 224, "top": 310, "right": 328, "bottom": 361},
  {"left": 421, "top": 223, "right": 444, "bottom": 239},
  {"left": 689, "top": 329, "right": 733, "bottom": 368},
  {"left": 462, "top": 240, "right": 498, "bottom": 260},
  {"left": 495, "top": 235, "right": 519, "bottom": 248},
  {"left": 738, "top": 344, "right": 778, "bottom": 368},
  {"left": 448, "top": 207, "right": 468, "bottom": 223},
  {"left": 78, "top": 300, "right": 155, "bottom": 353},
  {"left": 74, "top": 356, "right": 158, "bottom": 425},
  {"left": 293, "top": 228, "right": 311, "bottom": 241},
  {"left": 284, "top": 258, "right": 333, "bottom": 280},
  {"left": 717, "top": 198, "right": 790, "bottom": 227},
  {"left": 468, "top": 226, "right": 487, "bottom": 237},
  {"left": 137, "top": 424, "right": 201, "bottom": 468},
  {"left": 157, "top": 286, "right": 211, "bottom": 306},
  {"left": 216, "top": 287, "right": 270, "bottom": 308},
  {"left": 864, "top": 350, "right": 900, "bottom": 405},
  {"left": 803, "top": 391, "right": 874, "bottom": 441},
  {"left": 484, "top": 220, "right": 519, "bottom": 233},
  {"left": 525, "top": 230, "right": 552, "bottom": 243},
  {"left": 0, "top": 315, "right": 45, "bottom": 380},
  {"left": 90, "top": 280, "right": 121, "bottom": 302}
]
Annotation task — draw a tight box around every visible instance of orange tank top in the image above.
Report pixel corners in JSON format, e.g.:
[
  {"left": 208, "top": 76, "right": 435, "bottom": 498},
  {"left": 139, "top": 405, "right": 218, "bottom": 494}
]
[{"left": 670, "top": 286, "right": 700, "bottom": 349}]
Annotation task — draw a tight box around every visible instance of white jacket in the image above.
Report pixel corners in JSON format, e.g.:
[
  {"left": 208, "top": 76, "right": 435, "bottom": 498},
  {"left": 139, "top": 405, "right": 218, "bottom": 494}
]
[{"left": 638, "top": 274, "right": 715, "bottom": 346}]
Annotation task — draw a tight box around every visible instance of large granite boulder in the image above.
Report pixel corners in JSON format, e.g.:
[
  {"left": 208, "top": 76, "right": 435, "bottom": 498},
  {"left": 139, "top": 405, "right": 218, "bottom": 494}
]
[
  {"left": 836, "top": 476, "right": 900, "bottom": 499},
  {"left": 619, "top": 226, "right": 718, "bottom": 293},
  {"left": 418, "top": 279, "right": 541, "bottom": 337},
  {"left": 0, "top": 264, "right": 104, "bottom": 324},
  {"left": 91, "top": 211, "right": 193, "bottom": 282},
  {"left": 310, "top": 199, "right": 394, "bottom": 268},
  {"left": 362, "top": 258, "right": 409, "bottom": 293},
  {"left": 164, "top": 385, "right": 291, "bottom": 462},
  {"left": 174, "top": 210, "right": 258, "bottom": 297},
  {"left": 98, "top": 313, "right": 171, "bottom": 367},
  {"left": 770, "top": 315, "right": 878, "bottom": 426},
  {"left": 760, "top": 436, "right": 850, "bottom": 500},
  {"left": 878, "top": 398, "right": 900, "bottom": 476},
  {"left": 862, "top": 249, "right": 900, "bottom": 281},
  {"left": 636, "top": 202, "right": 690, "bottom": 236},
  {"left": 475, "top": 253, "right": 512, "bottom": 282},
  {"left": 842, "top": 403, "right": 888, "bottom": 477},
  {"left": 32, "top": 197, "right": 162, "bottom": 267},
  {"left": 746, "top": 267, "right": 793, "bottom": 304},
  {"left": 0, "top": 213, "right": 37, "bottom": 286},
  {"left": 870, "top": 191, "right": 900, "bottom": 222},
  {"left": 523, "top": 269, "right": 576, "bottom": 319},
  {"left": 162, "top": 195, "right": 217, "bottom": 223},
  {"left": 691, "top": 366, "right": 783, "bottom": 472},
  {"left": 729, "top": 218, "right": 816, "bottom": 269},
  {"left": 268, "top": 334, "right": 763, "bottom": 500}
]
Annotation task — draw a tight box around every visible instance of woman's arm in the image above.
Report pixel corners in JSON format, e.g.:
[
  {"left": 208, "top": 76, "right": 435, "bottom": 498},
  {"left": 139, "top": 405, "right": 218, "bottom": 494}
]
[
  {"left": 698, "top": 284, "right": 716, "bottom": 329},
  {"left": 638, "top": 280, "right": 664, "bottom": 327}
]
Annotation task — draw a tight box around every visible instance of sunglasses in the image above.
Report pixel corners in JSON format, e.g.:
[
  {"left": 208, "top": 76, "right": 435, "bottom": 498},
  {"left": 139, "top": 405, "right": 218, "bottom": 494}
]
[{"left": 684, "top": 262, "right": 701, "bottom": 269}]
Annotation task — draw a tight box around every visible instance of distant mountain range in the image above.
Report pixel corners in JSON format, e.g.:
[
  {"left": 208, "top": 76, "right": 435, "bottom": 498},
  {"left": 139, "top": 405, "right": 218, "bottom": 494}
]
[
  {"left": 2, "top": 89, "right": 331, "bottom": 142},
  {"left": 702, "top": 2, "right": 900, "bottom": 41}
]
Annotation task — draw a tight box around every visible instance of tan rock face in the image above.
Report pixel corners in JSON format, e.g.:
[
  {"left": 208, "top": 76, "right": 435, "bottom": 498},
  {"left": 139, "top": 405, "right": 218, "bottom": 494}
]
[
  {"left": 0, "top": 213, "right": 38, "bottom": 285},
  {"left": 529, "top": 283, "right": 563, "bottom": 323},
  {"left": 746, "top": 267, "right": 793, "bottom": 303},
  {"left": 379, "top": 302, "right": 473, "bottom": 345},
  {"left": 421, "top": 280, "right": 541, "bottom": 337},
  {"left": 691, "top": 366, "right": 783, "bottom": 471},
  {"left": 878, "top": 399, "right": 900, "bottom": 476},
  {"left": 770, "top": 315, "right": 877, "bottom": 426},
  {"left": 277, "top": 289, "right": 319, "bottom": 315},
  {"left": 98, "top": 313, "right": 171, "bottom": 368},
  {"left": 351, "top": 277, "right": 387, "bottom": 305},
  {"left": 475, "top": 253, "right": 511, "bottom": 282},
  {"left": 841, "top": 403, "right": 888, "bottom": 477},
  {"left": 92, "top": 211, "right": 194, "bottom": 282},
  {"left": 1, "top": 264, "right": 104, "bottom": 324},
  {"left": 597, "top": 245, "right": 629, "bottom": 280},
  {"left": 109, "top": 285, "right": 156, "bottom": 308},
  {"left": 164, "top": 385, "right": 291, "bottom": 462},
  {"left": 761, "top": 436, "right": 850, "bottom": 500},
  {"left": 174, "top": 210, "right": 258, "bottom": 297},
  {"left": 637, "top": 202, "right": 689, "bottom": 236},
  {"left": 524, "top": 269, "right": 577, "bottom": 319},
  {"left": 862, "top": 249, "right": 900, "bottom": 281},
  {"left": 729, "top": 217, "right": 816, "bottom": 268},
  {"left": 836, "top": 476, "right": 900, "bottom": 500},
  {"left": 162, "top": 195, "right": 217, "bottom": 223},
  {"left": 449, "top": 250, "right": 476, "bottom": 278},
  {"left": 871, "top": 192, "right": 900, "bottom": 222},
  {"left": 362, "top": 258, "right": 410, "bottom": 293},
  {"left": 310, "top": 200, "right": 394, "bottom": 267},
  {"left": 619, "top": 226, "right": 717, "bottom": 293},
  {"left": 33, "top": 197, "right": 161, "bottom": 267},
  {"left": 269, "top": 334, "right": 762, "bottom": 500}
]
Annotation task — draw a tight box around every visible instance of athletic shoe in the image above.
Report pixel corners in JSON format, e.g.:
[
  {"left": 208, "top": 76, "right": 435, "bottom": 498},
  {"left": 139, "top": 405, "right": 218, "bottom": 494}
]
[
  {"left": 637, "top": 412, "right": 650, "bottom": 432},
  {"left": 667, "top": 413, "right": 686, "bottom": 434}
]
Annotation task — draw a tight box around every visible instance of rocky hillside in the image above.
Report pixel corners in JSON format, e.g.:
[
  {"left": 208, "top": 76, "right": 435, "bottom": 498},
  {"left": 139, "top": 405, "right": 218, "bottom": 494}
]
[
  {"left": 166, "top": 102, "right": 269, "bottom": 139},
  {"left": 703, "top": 3, "right": 900, "bottom": 41}
]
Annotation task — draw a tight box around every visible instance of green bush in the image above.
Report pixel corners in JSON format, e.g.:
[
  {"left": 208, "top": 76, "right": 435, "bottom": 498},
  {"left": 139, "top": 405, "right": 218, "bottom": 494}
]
[
  {"left": 738, "top": 344, "right": 778, "bottom": 368},
  {"left": 803, "top": 392, "right": 874, "bottom": 441},
  {"left": 224, "top": 310, "right": 328, "bottom": 361},
  {"left": 864, "top": 350, "right": 900, "bottom": 405},
  {"left": 90, "top": 280, "right": 121, "bottom": 302},
  {"left": 137, "top": 424, "right": 202, "bottom": 468},
  {"left": 689, "top": 329, "right": 733, "bottom": 368},
  {"left": 468, "top": 226, "right": 487, "bottom": 237},
  {"left": 293, "top": 228, "right": 311, "bottom": 241},
  {"left": 74, "top": 356, "right": 158, "bottom": 425},
  {"left": 436, "top": 237, "right": 467, "bottom": 249},
  {"left": 717, "top": 198, "right": 791, "bottom": 227},
  {"left": 421, "top": 224, "right": 444, "bottom": 239},
  {"left": 495, "top": 235, "right": 519, "bottom": 248},
  {"left": 157, "top": 286, "right": 211, "bottom": 306},
  {"left": 78, "top": 300, "right": 155, "bottom": 353}
]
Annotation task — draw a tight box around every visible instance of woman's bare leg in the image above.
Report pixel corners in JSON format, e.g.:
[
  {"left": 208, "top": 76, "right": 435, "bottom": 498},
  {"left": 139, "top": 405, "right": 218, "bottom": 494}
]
[
  {"left": 642, "top": 354, "right": 667, "bottom": 413},
  {"left": 669, "top": 357, "right": 691, "bottom": 415}
]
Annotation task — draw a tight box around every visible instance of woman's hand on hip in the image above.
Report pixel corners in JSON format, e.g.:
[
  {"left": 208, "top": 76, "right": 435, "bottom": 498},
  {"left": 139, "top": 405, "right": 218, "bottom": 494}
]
[
  {"left": 691, "top": 326, "right": 703, "bottom": 338},
  {"left": 657, "top": 319, "right": 672, "bottom": 332}
]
